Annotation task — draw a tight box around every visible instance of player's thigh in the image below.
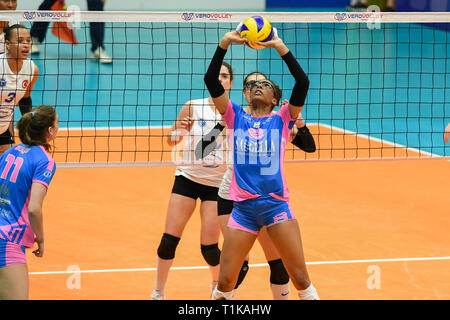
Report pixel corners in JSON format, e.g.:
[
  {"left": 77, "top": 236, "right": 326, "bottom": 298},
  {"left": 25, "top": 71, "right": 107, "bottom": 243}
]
[
  {"left": 164, "top": 193, "right": 197, "bottom": 237},
  {"left": 219, "top": 228, "right": 257, "bottom": 288},
  {"left": 199, "top": 200, "right": 220, "bottom": 244},
  {"left": 257, "top": 226, "right": 282, "bottom": 261},
  {"left": 0, "top": 263, "right": 29, "bottom": 300},
  {"left": 266, "top": 220, "right": 308, "bottom": 275},
  {"left": 218, "top": 214, "right": 229, "bottom": 235}
]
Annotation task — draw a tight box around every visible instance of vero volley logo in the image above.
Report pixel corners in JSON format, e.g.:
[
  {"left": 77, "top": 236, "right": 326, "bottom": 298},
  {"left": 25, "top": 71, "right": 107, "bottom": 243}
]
[
  {"left": 23, "top": 11, "right": 76, "bottom": 21},
  {"left": 181, "top": 13, "right": 194, "bottom": 21},
  {"left": 23, "top": 11, "right": 36, "bottom": 20},
  {"left": 334, "top": 13, "right": 347, "bottom": 22},
  {"left": 181, "top": 12, "right": 232, "bottom": 21}
]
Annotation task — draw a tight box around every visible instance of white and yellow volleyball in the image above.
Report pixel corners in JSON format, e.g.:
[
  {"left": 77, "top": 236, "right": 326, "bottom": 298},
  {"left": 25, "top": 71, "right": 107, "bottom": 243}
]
[{"left": 239, "top": 16, "right": 274, "bottom": 50}]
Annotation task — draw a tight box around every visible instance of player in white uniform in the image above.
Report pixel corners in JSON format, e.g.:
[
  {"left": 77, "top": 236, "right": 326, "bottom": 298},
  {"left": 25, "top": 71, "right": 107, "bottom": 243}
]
[
  {"left": 0, "top": 24, "right": 39, "bottom": 155},
  {"left": 151, "top": 62, "right": 232, "bottom": 300}
]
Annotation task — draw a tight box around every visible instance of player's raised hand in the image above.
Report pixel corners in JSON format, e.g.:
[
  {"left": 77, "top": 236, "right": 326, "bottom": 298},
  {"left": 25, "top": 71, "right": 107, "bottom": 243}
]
[
  {"left": 256, "top": 35, "right": 289, "bottom": 56},
  {"left": 179, "top": 116, "right": 194, "bottom": 132},
  {"left": 220, "top": 31, "right": 248, "bottom": 49}
]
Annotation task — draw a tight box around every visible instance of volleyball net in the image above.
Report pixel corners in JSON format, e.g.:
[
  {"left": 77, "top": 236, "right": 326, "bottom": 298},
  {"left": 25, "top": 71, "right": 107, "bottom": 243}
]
[{"left": 6, "top": 11, "right": 450, "bottom": 167}]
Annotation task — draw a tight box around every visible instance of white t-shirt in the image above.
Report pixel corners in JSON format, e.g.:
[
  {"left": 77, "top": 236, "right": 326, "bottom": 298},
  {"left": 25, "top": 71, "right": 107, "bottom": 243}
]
[
  {"left": 174, "top": 97, "right": 227, "bottom": 187},
  {"left": 0, "top": 54, "right": 35, "bottom": 134}
]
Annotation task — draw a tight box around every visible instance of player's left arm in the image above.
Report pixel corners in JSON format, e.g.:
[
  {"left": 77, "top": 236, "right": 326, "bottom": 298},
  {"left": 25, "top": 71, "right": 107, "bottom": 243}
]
[
  {"left": 28, "top": 181, "right": 47, "bottom": 258},
  {"left": 290, "top": 113, "right": 316, "bottom": 153},
  {"left": 256, "top": 36, "right": 309, "bottom": 120},
  {"left": 19, "top": 64, "right": 39, "bottom": 115}
]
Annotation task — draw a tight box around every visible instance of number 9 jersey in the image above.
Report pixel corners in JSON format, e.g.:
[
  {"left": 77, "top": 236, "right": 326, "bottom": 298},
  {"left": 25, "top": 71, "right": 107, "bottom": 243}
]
[
  {"left": 0, "top": 144, "right": 55, "bottom": 248},
  {"left": 0, "top": 54, "right": 36, "bottom": 134}
]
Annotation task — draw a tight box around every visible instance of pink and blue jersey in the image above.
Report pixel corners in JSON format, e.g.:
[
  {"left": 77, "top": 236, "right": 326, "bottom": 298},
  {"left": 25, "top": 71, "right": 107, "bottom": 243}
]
[
  {"left": 222, "top": 100, "right": 296, "bottom": 202},
  {"left": 0, "top": 144, "right": 55, "bottom": 249}
]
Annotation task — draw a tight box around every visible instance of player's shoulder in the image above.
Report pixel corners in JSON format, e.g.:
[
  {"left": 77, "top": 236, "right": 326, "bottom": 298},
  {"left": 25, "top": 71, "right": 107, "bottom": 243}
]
[
  {"left": 25, "top": 145, "right": 54, "bottom": 164},
  {"left": 188, "top": 97, "right": 209, "bottom": 106},
  {"left": 229, "top": 99, "right": 244, "bottom": 113}
]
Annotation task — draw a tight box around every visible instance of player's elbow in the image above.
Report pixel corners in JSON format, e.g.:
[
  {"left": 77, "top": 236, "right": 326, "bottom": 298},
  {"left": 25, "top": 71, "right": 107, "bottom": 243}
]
[
  {"left": 28, "top": 205, "right": 43, "bottom": 218},
  {"left": 300, "top": 76, "right": 310, "bottom": 92}
]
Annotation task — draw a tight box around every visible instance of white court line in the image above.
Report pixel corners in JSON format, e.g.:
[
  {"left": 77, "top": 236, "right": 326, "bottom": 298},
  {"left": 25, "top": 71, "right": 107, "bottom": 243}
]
[
  {"left": 315, "top": 122, "right": 443, "bottom": 158},
  {"left": 28, "top": 256, "right": 450, "bottom": 276}
]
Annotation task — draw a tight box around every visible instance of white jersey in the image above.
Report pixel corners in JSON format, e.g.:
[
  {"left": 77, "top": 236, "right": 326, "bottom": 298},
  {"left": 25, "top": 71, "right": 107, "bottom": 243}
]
[
  {"left": 174, "top": 97, "right": 227, "bottom": 187},
  {"left": 0, "top": 54, "right": 36, "bottom": 134},
  {"left": 218, "top": 165, "right": 233, "bottom": 200}
]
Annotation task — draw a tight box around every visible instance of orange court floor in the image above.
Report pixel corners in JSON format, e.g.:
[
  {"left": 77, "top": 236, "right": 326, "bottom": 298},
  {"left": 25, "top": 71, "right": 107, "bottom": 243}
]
[{"left": 26, "top": 157, "right": 450, "bottom": 300}]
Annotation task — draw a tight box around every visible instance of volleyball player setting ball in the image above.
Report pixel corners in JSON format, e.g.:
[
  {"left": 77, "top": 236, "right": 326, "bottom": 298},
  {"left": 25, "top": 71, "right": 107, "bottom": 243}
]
[
  {"left": 0, "top": 105, "right": 58, "bottom": 300},
  {"left": 199, "top": 70, "right": 316, "bottom": 300},
  {"left": 0, "top": 25, "right": 39, "bottom": 155},
  {"left": 204, "top": 17, "right": 320, "bottom": 300}
]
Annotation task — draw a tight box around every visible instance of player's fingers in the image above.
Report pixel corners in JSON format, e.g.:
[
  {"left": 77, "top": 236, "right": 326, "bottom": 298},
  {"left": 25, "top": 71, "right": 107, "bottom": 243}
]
[{"left": 273, "top": 27, "right": 279, "bottom": 38}]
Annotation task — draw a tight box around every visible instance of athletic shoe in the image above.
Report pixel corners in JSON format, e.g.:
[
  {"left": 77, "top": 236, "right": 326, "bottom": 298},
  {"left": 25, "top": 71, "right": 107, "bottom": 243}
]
[
  {"left": 91, "top": 47, "right": 112, "bottom": 64},
  {"left": 151, "top": 288, "right": 165, "bottom": 300}
]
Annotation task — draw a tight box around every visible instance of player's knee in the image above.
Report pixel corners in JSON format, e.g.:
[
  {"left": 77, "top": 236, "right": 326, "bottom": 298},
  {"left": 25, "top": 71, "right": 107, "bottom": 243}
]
[
  {"left": 201, "top": 243, "right": 221, "bottom": 266},
  {"left": 268, "top": 259, "right": 290, "bottom": 285},
  {"left": 157, "top": 233, "right": 181, "bottom": 260},
  {"left": 234, "top": 260, "right": 249, "bottom": 289}
]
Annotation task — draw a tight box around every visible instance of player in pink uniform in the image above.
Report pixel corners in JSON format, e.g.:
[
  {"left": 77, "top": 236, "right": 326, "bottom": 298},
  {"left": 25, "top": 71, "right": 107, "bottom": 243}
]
[
  {"left": 0, "top": 105, "right": 58, "bottom": 300},
  {"left": 204, "top": 31, "right": 319, "bottom": 300}
]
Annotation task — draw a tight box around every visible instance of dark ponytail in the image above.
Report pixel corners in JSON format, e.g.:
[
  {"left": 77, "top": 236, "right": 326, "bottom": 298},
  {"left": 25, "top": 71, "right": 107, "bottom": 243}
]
[
  {"left": 4, "top": 24, "right": 28, "bottom": 41},
  {"left": 16, "top": 105, "right": 56, "bottom": 152}
]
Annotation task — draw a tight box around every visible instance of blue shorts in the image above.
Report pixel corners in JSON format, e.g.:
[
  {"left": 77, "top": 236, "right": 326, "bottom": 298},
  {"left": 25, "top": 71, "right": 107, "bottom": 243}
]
[
  {"left": 0, "top": 239, "right": 26, "bottom": 269},
  {"left": 228, "top": 196, "right": 296, "bottom": 234}
]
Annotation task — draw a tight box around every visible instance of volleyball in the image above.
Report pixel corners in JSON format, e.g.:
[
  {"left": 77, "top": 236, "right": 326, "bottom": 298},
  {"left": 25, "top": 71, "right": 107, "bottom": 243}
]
[{"left": 239, "top": 16, "right": 274, "bottom": 50}]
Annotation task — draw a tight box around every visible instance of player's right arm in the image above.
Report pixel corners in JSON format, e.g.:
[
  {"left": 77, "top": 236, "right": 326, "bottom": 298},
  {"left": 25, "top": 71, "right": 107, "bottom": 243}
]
[
  {"left": 256, "top": 36, "right": 310, "bottom": 120},
  {"left": 28, "top": 182, "right": 47, "bottom": 257},
  {"left": 166, "top": 102, "right": 194, "bottom": 146},
  {"left": 204, "top": 31, "right": 246, "bottom": 115}
]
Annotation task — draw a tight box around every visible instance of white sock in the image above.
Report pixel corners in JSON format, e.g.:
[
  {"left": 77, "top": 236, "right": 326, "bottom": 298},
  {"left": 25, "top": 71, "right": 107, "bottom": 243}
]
[
  {"left": 211, "top": 286, "right": 235, "bottom": 300},
  {"left": 298, "top": 283, "right": 320, "bottom": 300},
  {"left": 271, "top": 283, "right": 290, "bottom": 300}
]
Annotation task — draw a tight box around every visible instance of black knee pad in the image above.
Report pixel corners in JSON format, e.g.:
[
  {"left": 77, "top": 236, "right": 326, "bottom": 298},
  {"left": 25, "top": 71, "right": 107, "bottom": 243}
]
[
  {"left": 157, "top": 233, "right": 180, "bottom": 260},
  {"left": 200, "top": 243, "right": 221, "bottom": 266},
  {"left": 234, "top": 260, "right": 249, "bottom": 289},
  {"left": 268, "top": 259, "right": 290, "bottom": 285}
]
